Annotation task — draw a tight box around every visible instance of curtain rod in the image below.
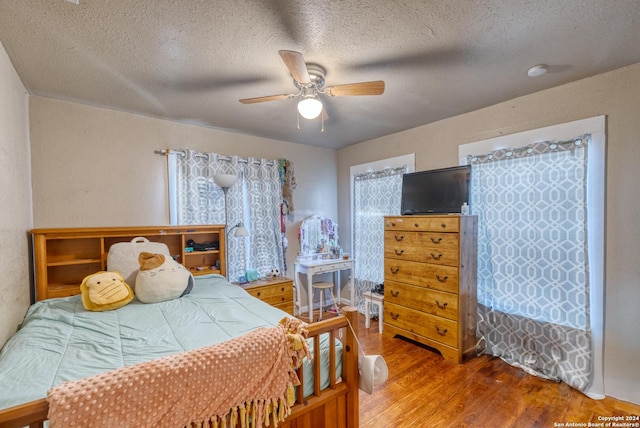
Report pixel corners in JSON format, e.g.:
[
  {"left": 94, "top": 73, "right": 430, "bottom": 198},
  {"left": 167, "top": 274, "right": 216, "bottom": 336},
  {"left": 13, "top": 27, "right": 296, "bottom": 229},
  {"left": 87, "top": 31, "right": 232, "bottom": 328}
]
[
  {"left": 354, "top": 165, "right": 407, "bottom": 180},
  {"left": 155, "top": 149, "right": 277, "bottom": 166},
  {"left": 468, "top": 135, "right": 588, "bottom": 162}
]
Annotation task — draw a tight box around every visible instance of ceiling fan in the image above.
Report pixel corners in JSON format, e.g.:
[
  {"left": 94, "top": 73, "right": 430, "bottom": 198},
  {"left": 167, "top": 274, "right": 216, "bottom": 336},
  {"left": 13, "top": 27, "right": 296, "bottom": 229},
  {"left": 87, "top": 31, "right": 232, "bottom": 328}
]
[{"left": 239, "top": 50, "right": 385, "bottom": 120}]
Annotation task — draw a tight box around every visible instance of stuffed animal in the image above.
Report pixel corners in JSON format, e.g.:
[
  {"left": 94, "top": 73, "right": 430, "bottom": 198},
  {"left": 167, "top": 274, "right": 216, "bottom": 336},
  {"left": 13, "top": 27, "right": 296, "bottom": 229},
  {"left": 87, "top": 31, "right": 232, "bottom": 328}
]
[
  {"left": 80, "top": 271, "right": 134, "bottom": 312},
  {"left": 266, "top": 268, "right": 280, "bottom": 278},
  {"left": 281, "top": 159, "right": 296, "bottom": 214},
  {"left": 135, "top": 252, "right": 194, "bottom": 303}
]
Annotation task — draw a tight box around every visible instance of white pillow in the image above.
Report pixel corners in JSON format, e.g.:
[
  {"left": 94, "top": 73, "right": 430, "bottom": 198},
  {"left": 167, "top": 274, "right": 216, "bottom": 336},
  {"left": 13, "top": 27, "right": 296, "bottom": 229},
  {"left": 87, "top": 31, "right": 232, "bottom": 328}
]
[
  {"left": 107, "top": 237, "right": 171, "bottom": 290},
  {"left": 135, "top": 252, "right": 194, "bottom": 304}
]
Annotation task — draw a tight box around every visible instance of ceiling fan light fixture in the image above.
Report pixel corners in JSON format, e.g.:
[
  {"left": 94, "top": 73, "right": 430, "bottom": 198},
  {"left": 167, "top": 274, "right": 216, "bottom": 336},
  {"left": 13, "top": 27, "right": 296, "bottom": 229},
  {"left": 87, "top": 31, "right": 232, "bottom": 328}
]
[
  {"left": 239, "top": 51, "right": 384, "bottom": 126},
  {"left": 297, "top": 95, "right": 323, "bottom": 120}
]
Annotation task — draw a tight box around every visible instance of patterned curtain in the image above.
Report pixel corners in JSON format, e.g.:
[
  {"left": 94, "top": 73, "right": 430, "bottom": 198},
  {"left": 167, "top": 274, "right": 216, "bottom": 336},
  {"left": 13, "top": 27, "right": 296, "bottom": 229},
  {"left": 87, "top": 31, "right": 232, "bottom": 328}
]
[
  {"left": 468, "top": 135, "right": 592, "bottom": 392},
  {"left": 353, "top": 166, "right": 406, "bottom": 314},
  {"left": 243, "top": 158, "right": 284, "bottom": 278},
  {"left": 172, "top": 149, "right": 284, "bottom": 281}
]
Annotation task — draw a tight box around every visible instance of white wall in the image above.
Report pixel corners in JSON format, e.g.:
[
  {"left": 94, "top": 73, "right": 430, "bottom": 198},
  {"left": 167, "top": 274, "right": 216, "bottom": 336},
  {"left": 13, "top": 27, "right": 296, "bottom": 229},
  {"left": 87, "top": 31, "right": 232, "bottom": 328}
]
[
  {"left": 28, "top": 96, "right": 338, "bottom": 310},
  {"left": 338, "top": 63, "right": 640, "bottom": 404},
  {"left": 0, "top": 43, "right": 32, "bottom": 345}
]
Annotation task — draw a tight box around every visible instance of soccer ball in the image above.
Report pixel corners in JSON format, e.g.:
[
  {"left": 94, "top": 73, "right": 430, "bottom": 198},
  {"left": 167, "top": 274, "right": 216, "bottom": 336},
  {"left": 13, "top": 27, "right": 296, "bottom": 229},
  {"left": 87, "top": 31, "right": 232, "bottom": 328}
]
[{"left": 267, "top": 268, "right": 280, "bottom": 278}]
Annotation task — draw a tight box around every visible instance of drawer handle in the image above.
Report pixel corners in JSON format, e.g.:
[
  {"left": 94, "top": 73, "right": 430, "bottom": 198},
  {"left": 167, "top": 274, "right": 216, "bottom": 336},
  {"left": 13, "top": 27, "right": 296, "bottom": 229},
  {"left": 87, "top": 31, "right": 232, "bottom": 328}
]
[
  {"left": 394, "top": 249, "right": 404, "bottom": 255},
  {"left": 390, "top": 312, "right": 400, "bottom": 320},
  {"left": 440, "top": 223, "right": 446, "bottom": 228},
  {"left": 257, "top": 292, "right": 261, "bottom": 296},
  {"left": 390, "top": 266, "right": 400, "bottom": 274},
  {"left": 430, "top": 252, "right": 443, "bottom": 260},
  {"left": 435, "top": 274, "right": 448, "bottom": 283},
  {"left": 414, "top": 223, "right": 419, "bottom": 228},
  {"left": 281, "top": 287, "right": 285, "bottom": 291},
  {"left": 435, "top": 300, "right": 448, "bottom": 309},
  {"left": 435, "top": 326, "right": 448, "bottom": 336},
  {"left": 390, "top": 221, "right": 396, "bottom": 227},
  {"left": 430, "top": 237, "right": 442, "bottom": 244},
  {"left": 394, "top": 234, "right": 404, "bottom": 241},
  {"left": 281, "top": 297, "right": 285, "bottom": 301},
  {"left": 390, "top": 290, "right": 399, "bottom": 297}
]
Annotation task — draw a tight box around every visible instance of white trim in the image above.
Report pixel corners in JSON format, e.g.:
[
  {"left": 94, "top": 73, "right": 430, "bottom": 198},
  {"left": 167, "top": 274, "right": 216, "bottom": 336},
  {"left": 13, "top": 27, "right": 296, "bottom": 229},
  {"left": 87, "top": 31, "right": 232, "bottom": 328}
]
[
  {"left": 459, "top": 116, "right": 605, "bottom": 399},
  {"left": 347, "top": 154, "right": 415, "bottom": 309},
  {"left": 349, "top": 153, "right": 416, "bottom": 252},
  {"left": 350, "top": 153, "right": 416, "bottom": 175},
  {"left": 458, "top": 116, "right": 604, "bottom": 164}
]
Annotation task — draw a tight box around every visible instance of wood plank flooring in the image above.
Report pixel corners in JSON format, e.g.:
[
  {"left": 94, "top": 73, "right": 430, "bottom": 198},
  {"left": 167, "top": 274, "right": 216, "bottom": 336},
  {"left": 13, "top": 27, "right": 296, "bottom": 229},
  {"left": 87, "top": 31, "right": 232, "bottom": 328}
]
[{"left": 356, "top": 314, "right": 640, "bottom": 428}]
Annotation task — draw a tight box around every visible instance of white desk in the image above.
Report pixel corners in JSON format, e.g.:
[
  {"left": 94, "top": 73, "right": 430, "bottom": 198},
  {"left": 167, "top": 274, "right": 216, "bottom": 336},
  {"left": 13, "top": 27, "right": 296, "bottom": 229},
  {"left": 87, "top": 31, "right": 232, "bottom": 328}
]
[{"left": 294, "top": 258, "right": 354, "bottom": 322}]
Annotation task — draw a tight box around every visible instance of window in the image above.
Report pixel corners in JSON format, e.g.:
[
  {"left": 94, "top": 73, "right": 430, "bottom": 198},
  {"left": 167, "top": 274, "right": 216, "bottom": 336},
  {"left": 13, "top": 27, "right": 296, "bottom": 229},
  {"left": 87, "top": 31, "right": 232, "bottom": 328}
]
[
  {"left": 350, "top": 154, "right": 415, "bottom": 311},
  {"left": 167, "top": 150, "right": 284, "bottom": 282},
  {"left": 459, "top": 116, "right": 605, "bottom": 398}
]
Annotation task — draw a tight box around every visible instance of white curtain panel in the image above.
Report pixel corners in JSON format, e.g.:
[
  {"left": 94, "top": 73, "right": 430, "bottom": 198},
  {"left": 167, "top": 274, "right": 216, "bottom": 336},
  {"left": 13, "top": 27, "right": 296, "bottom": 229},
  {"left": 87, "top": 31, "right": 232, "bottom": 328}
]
[
  {"left": 469, "top": 135, "right": 592, "bottom": 392},
  {"left": 352, "top": 166, "right": 406, "bottom": 314}
]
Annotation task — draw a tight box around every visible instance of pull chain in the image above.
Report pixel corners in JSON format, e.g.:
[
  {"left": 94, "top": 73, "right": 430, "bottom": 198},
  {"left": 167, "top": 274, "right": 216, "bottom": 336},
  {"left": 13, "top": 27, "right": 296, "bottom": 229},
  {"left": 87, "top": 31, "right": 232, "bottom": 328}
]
[{"left": 344, "top": 316, "right": 367, "bottom": 357}]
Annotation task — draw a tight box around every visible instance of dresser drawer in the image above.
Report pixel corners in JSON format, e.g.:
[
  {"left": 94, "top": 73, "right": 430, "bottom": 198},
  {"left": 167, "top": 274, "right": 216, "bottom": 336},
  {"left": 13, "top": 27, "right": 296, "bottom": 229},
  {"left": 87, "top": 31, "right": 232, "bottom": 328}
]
[
  {"left": 385, "top": 302, "right": 458, "bottom": 348},
  {"left": 385, "top": 216, "right": 460, "bottom": 233},
  {"left": 385, "top": 216, "right": 430, "bottom": 231},
  {"left": 384, "top": 231, "right": 459, "bottom": 266},
  {"left": 253, "top": 292, "right": 293, "bottom": 306},
  {"left": 245, "top": 281, "right": 293, "bottom": 304},
  {"left": 247, "top": 283, "right": 293, "bottom": 303},
  {"left": 384, "top": 258, "right": 459, "bottom": 294},
  {"left": 428, "top": 217, "right": 459, "bottom": 232},
  {"left": 384, "top": 280, "right": 459, "bottom": 321}
]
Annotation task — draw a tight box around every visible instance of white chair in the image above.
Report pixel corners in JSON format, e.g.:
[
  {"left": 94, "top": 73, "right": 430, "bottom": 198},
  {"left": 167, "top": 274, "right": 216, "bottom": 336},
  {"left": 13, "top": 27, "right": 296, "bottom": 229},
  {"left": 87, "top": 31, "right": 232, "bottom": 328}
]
[
  {"left": 312, "top": 281, "right": 339, "bottom": 321},
  {"left": 363, "top": 291, "right": 384, "bottom": 334}
]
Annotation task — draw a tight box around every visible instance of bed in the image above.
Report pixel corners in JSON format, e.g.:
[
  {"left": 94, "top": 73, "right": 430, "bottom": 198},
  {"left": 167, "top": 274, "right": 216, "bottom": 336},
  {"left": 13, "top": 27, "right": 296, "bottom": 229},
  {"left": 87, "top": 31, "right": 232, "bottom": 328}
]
[{"left": 0, "top": 226, "right": 359, "bottom": 428}]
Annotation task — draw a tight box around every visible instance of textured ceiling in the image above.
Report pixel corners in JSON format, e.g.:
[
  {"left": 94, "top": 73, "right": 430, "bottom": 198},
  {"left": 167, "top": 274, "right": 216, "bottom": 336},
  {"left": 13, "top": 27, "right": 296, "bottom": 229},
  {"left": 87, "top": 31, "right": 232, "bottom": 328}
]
[{"left": 1, "top": 0, "right": 639, "bottom": 149}]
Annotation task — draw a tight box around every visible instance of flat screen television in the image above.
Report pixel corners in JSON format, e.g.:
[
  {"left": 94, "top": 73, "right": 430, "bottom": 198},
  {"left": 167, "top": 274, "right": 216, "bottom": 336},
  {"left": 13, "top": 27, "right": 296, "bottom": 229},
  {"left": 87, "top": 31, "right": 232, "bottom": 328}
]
[{"left": 400, "top": 165, "right": 471, "bottom": 215}]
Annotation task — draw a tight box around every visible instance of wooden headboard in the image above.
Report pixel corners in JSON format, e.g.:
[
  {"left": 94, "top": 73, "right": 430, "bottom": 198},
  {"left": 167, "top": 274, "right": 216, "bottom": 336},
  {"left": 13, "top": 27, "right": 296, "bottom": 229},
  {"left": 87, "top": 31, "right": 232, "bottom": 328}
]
[{"left": 30, "top": 225, "right": 226, "bottom": 301}]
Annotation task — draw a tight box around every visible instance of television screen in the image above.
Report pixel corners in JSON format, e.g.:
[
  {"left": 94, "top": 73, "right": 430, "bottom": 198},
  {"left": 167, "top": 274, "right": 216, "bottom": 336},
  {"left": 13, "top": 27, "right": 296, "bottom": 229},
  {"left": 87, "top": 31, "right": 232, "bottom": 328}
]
[{"left": 400, "top": 165, "right": 471, "bottom": 215}]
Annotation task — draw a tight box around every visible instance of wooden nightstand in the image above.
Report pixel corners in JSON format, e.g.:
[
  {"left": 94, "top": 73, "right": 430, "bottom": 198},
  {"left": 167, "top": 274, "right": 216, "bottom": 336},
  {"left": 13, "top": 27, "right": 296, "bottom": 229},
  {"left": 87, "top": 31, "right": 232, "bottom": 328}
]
[{"left": 237, "top": 277, "right": 294, "bottom": 315}]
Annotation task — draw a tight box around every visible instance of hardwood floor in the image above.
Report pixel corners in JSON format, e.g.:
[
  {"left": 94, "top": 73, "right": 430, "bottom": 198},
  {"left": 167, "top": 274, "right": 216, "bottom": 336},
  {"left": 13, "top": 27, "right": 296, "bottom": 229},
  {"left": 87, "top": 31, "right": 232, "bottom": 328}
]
[{"left": 355, "top": 314, "right": 640, "bottom": 428}]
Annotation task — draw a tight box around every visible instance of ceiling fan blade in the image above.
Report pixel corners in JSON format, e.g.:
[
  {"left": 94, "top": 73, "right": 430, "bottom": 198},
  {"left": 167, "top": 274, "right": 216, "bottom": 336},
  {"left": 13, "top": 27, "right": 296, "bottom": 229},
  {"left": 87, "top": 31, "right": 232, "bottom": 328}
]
[
  {"left": 326, "top": 80, "right": 385, "bottom": 97},
  {"left": 279, "top": 50, "right": 311, "bottom": 84},
  {"left": 239, "top": 93, "right": 292, "bottom": 104}
]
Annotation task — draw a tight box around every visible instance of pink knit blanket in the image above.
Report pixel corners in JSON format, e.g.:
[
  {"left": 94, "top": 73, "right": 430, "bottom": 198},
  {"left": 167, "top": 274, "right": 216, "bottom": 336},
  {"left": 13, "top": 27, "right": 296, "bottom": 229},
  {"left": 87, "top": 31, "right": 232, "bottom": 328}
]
[{"left": 47, "top": 317, "right": 310, "bottom": 428}]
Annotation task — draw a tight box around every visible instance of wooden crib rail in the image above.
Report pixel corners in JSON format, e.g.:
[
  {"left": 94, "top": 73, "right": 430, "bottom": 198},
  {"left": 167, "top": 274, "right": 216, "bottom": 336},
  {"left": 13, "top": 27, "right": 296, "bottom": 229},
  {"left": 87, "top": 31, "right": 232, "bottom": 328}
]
[
  {"left": 0, "top": 307, "right": 359, "bottom": 428},
  {"left": 0, "top": 399, "right": 47, "bottom": 428}
]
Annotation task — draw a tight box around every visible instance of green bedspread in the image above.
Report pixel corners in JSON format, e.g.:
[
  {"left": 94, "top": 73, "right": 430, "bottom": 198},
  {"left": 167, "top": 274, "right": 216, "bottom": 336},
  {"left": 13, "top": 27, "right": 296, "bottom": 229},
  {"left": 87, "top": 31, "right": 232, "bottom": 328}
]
[{"left": 0, "top": 274, "right": 341, "bottom": 411}]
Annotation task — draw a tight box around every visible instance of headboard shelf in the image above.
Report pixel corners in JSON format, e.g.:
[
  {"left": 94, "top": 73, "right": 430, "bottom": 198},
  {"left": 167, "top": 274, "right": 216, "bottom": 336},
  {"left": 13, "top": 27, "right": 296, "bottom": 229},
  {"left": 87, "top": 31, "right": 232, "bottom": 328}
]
[
  {"left": 47, "top": 283, "right": 87, "bottom": 299},
  {"left": 31, "top": 225, "right": 226, "bottom": 302},
  {"left": 46, "top": 257, "right": 103, "bottom": 266}
]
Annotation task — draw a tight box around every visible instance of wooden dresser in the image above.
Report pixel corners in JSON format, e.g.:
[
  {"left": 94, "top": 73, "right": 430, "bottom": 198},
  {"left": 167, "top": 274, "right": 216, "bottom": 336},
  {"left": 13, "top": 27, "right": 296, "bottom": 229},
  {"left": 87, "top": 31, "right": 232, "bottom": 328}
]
[
  {"left": 238, "top": 277, "right": 294, "bottom": 315},
  {"left": 31, "top": 225, "right": 226, "bottom": 301},
  {"left": 383, "top": 215, "right": 478, "bottom": 363}
]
